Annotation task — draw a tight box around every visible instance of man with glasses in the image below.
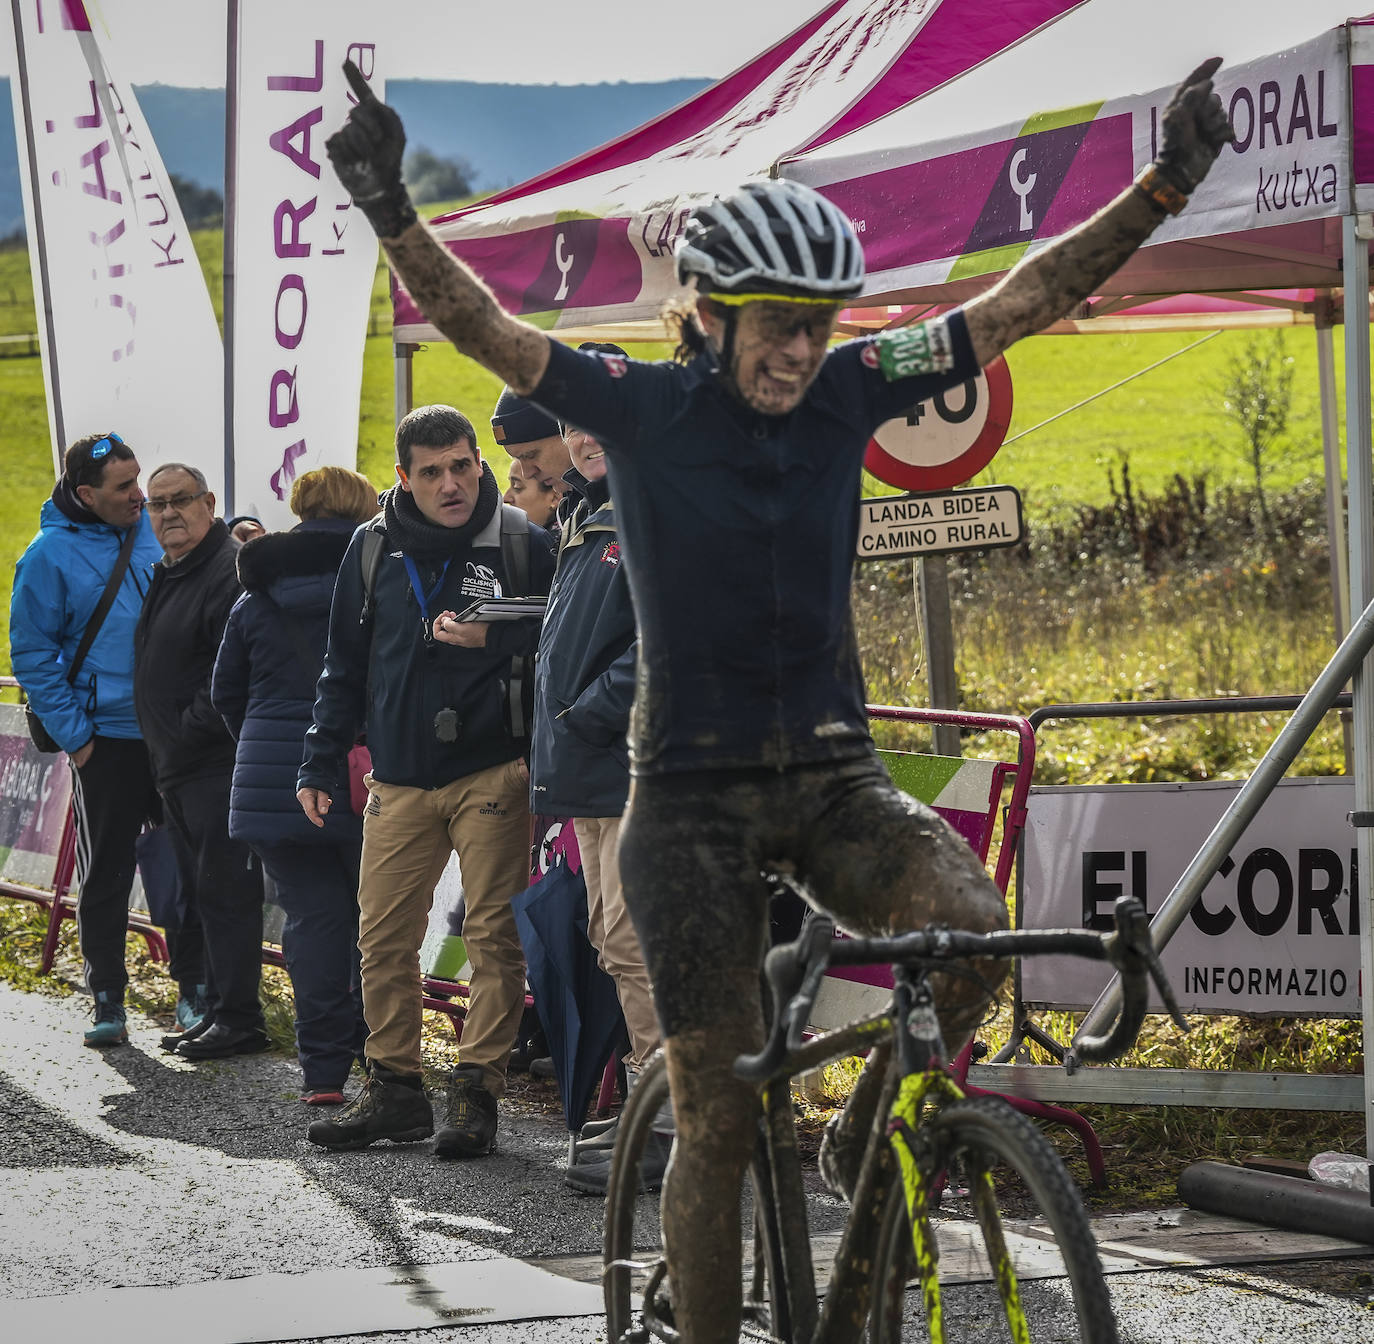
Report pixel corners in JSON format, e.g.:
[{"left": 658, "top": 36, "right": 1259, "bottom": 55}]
[
  {"left": 135, "top": 464, "right": 268, "bottom": 1059},
  {"left": 10, "top": 432, "right": 167, "bottom": 1047}
]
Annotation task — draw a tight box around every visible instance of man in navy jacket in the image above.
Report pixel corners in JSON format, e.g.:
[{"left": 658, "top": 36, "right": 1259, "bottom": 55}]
[
  {"left": 299, "top": 404, "right": 554, "bottom": 1158},
  {"left": 524, "top": 392, "right": 663, "bottom": 1194}
]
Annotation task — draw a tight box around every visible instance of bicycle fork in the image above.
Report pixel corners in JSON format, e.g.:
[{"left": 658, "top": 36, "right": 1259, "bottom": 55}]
[{"left": 885, "top": 974, "right": 1032, "bottom": 1344}]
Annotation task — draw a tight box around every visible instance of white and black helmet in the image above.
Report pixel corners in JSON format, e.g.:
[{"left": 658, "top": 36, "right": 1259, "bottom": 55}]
[{"left": 674, "top": 179, "right": 865, "bottom": 301}]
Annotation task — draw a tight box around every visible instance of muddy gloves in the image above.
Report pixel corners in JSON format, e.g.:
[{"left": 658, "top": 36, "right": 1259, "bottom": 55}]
[
  {"left": 325, "top": 60, "right": 417, "bottom": 239},
  {"left": 1137, "top": 56, "right": 1235, "bottom": 213}
]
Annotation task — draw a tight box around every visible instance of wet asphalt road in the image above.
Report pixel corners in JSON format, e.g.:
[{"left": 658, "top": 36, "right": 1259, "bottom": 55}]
[{"left": 1, "top": 980, "right": 1371, "bottom": 1343}]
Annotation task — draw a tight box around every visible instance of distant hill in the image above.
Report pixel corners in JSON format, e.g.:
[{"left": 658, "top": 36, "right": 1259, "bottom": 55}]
[{"left": 0, "top": 77, "right": 709, "bottom": 238}]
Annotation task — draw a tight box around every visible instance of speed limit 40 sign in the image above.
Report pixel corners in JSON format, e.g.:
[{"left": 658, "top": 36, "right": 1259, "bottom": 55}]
[{"left": 865, "top": 355, "right": 1013, "bottom": 491}]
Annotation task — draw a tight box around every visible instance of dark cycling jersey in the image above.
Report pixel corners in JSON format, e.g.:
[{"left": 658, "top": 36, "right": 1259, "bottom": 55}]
[{"left": 530, "top": 312, "right": 979, "bottom": 775}]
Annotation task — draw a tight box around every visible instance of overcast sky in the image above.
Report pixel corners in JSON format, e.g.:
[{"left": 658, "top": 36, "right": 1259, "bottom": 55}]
[{"left": 0, "top": 0, "right": 829, "bottom": 86}]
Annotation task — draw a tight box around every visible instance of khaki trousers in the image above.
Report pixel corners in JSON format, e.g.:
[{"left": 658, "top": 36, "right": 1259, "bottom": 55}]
[
  {"left": 357, "top": 758, "right": 529, "bottom": 1096},
  {"left": 572, "top": 814, "right": 660, "bottom": 1069}
]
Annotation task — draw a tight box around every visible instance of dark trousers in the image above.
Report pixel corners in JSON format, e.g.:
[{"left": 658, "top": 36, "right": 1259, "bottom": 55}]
[
  {"left": 70, "top": 736, "right": 161, "bottom": 1000},
  {"left": 161, "top": 773, "right": 265, "bottom": 1033},
  {"left": 256, "top": 840, "right": 367, "bottom": 1090}
]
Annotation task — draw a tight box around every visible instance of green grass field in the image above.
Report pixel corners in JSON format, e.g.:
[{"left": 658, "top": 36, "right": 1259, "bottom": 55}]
[{"left": 0, "top": 222, "right": 1355, "bottom": 696}]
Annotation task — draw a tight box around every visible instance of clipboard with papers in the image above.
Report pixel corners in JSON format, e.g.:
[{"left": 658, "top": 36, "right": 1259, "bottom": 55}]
[{"left": 453, "top": 596, "right": 548, "bottom": 622}]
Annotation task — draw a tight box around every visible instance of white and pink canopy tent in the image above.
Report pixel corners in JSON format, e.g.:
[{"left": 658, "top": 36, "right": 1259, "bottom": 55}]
[
  {"left": 390, "top": 0, "right": 1374, "bottom": 1148},
  {"left": 390, "top": 0, "right": 1091, "bottom": 348}
]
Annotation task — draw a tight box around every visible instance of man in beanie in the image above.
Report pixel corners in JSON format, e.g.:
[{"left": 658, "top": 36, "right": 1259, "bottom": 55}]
[
  {"left": 10, "top": 432, "right": 179, "bottom": 1047},
  {"left": 490, "top": 384, "right": 569, "bottom": 493},
  {"left": 298, "top": 404, "right": 554, "bottom": 1156}
]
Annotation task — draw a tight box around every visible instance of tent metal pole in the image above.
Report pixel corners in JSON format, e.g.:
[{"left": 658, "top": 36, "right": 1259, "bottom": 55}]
[
  {"left": 1316, "top": 307, "right": 1354, "bottom": 773},
  {"left": 222, "top": 0, "right": 240, "bottom": 515},
  {"left": 1341, "top": 212, "right": 1374, "bottom": 1158},
  {"left": 1317, "top": 313, "right": 1350, "bottom": 641},
  {"left": 395, "top": 343, "right": 415, "bottom": 430}
]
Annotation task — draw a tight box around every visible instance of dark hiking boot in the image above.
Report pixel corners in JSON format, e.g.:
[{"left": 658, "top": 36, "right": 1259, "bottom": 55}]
[
  {"left": 83, "top": 992, "right": 128, "bottom": 1048},
  {"left": 307, "top": 1066, "right": 433, "bottom": 1150},
  {"left": 434, "top": 1065, "right": 498, "bottom": 1158},
  {"left": 565, "top": 1129, "right": 673, "bottom": 1196}
]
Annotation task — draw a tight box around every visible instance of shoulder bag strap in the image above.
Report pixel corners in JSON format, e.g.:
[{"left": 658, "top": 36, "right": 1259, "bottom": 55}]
[{"left": 66, "top": 521, "right": 141, "bottom": 686}]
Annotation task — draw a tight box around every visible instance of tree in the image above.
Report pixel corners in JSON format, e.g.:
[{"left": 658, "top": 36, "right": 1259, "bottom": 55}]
[
  {"left": 1214, "top": 331, "right": 1295, "bottom": 533},
  {"left": 403, "top": 147, "right": 476, "bottom": 206},
  {"left": 168, "top": 173, "right": 223, "bottom": 230}
]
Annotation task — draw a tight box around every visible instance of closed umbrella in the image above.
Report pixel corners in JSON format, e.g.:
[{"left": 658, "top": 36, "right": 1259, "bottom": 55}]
[{"left": 512, "top": 856, "right": 626, "bottom": 1161}]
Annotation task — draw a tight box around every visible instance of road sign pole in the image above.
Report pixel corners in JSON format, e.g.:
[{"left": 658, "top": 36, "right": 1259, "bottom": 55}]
[{"left": 917, "top": 554, "right": 961, "bottom": 757}]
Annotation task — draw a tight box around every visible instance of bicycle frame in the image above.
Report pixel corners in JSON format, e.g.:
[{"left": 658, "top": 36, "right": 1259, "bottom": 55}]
[
  {"left": 756, "top": 966, "right": 1001, "bottom": 1344},
  {"left": 609, "top": 901, "right": 1172, "bottom": 1343}
]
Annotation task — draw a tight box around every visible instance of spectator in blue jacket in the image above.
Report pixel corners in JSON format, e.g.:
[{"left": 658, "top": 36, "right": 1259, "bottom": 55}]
[
  {"left": 9, "top": 432, "right": 184, "bottom": 1047},
  {"left": 524, "top": 390, "right": 663, "bottom": 1195},
  {"left": 212, "top": 467, "right": 378, "bottom": 1105}
]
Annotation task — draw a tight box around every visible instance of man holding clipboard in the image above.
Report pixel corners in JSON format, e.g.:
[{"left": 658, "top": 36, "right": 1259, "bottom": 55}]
[{"left": 299, "top": 404, "right": 553, "bottom": 1158}]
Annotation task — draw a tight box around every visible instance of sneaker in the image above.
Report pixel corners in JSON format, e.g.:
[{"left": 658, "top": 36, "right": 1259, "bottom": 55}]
[
  {"left": 528, "top": 1056, "right": 555, "bottom": 1080},
  {"left": 573, "top": 1114, "right": 620, "bottom": 1156},
  {"left": 301, "top": 1088, "right": 346, "bottom": 1107},
  {"left": 307, "top": 1066, "right": 433, "bottom": 1150},
  {"left": 174, "top": 984, "right": 209, "bottom": 1033},
  {"left": 83, "top": 992, "right": 128, "bottom": 1048},
  {"left": 434, "top": 1064, "right": 498, "bottom": 1158},
  {"left": 565, "top": 1129, "right": 672, "bottom": 1196}
]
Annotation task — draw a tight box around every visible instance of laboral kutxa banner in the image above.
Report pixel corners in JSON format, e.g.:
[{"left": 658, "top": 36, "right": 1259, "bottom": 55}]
[
  {"left": 229, "top": 1, "right": 381, "bottom": 529},
  {"left": 5, "top": 0, "right": 223, "bottom": 486},
  {"left": 794, "top": 27, "right": 1349, "bottom": 299}
]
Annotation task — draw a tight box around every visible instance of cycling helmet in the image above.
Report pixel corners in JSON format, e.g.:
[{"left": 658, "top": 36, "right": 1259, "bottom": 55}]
[{"left": 674, "top": 178, "right": 864, "bottom": 301}]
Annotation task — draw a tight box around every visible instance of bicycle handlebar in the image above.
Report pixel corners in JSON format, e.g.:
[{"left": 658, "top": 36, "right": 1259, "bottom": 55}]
[{"left": 734, "top": 896, "right": 1187, "bottom": 1084}]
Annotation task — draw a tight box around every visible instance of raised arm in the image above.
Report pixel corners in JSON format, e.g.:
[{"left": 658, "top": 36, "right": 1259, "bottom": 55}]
[
  {"left": 325, "top": 61, "right": 550, "bottom": 394},
  {"left": 964, "top": 58, "right": 1234, "bottom": 369}
]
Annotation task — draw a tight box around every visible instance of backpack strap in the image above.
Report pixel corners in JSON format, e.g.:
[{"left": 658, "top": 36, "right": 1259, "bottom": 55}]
[
  {"left": 357, "top": 518, "right": 387, "bottom": 626},
  {"left": 498, "top": 503, "right": 531, "bottom": 598},
  {"left": 498, "top": 504, "right": 534, "bottom": 739}
]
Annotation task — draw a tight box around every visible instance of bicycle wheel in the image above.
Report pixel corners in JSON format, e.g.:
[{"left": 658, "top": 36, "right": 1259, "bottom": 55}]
[
  {"left": 603, "top": 1053, "right": 786, "bottom": 1343},
  {"left": 868, "top": 1096, "right": 1117, "bottom": 1344}
]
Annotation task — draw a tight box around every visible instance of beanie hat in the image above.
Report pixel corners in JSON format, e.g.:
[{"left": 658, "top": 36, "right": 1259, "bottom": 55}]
[{"left": 491, "top": 387, "right": 560, "bottom": 446}]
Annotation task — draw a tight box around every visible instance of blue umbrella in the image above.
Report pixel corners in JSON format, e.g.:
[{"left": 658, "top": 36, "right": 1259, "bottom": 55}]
[{"left": 512, "top": 857, "right": 627, "bottom": 1153}]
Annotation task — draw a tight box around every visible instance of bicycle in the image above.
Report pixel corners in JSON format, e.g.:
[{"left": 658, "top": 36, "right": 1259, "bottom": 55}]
[{"left": 602, "top": 895, "right": 1186, "bottom": 1343}]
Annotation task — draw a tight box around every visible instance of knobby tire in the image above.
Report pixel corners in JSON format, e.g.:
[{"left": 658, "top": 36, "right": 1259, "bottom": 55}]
[
  {"left": 602, "top": 1052, "right": 786, "bottom": 1342},
  {"left": 868, "top": 1096, "right": 1117, "bottom": 1343}
]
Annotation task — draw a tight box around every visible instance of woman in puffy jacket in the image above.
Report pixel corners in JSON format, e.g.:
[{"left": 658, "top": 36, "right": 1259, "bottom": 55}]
[{"left": 211, "top": 467, "right": 378, "bottom": 1105}]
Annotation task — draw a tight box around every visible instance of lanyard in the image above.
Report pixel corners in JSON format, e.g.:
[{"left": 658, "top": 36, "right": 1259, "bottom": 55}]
[{"left": 402, "top": 555, "right": 451, "bottom": 631}]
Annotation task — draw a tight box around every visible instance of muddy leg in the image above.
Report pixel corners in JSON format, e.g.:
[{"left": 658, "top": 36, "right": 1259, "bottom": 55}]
[{"left": 660, "top": 1024, "right": 762, "bottom": 1344}]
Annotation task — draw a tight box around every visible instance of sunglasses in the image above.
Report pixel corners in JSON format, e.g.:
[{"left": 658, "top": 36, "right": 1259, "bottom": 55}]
[{"left": 89, "top": 432, "right": 123, "bottom": 461}]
